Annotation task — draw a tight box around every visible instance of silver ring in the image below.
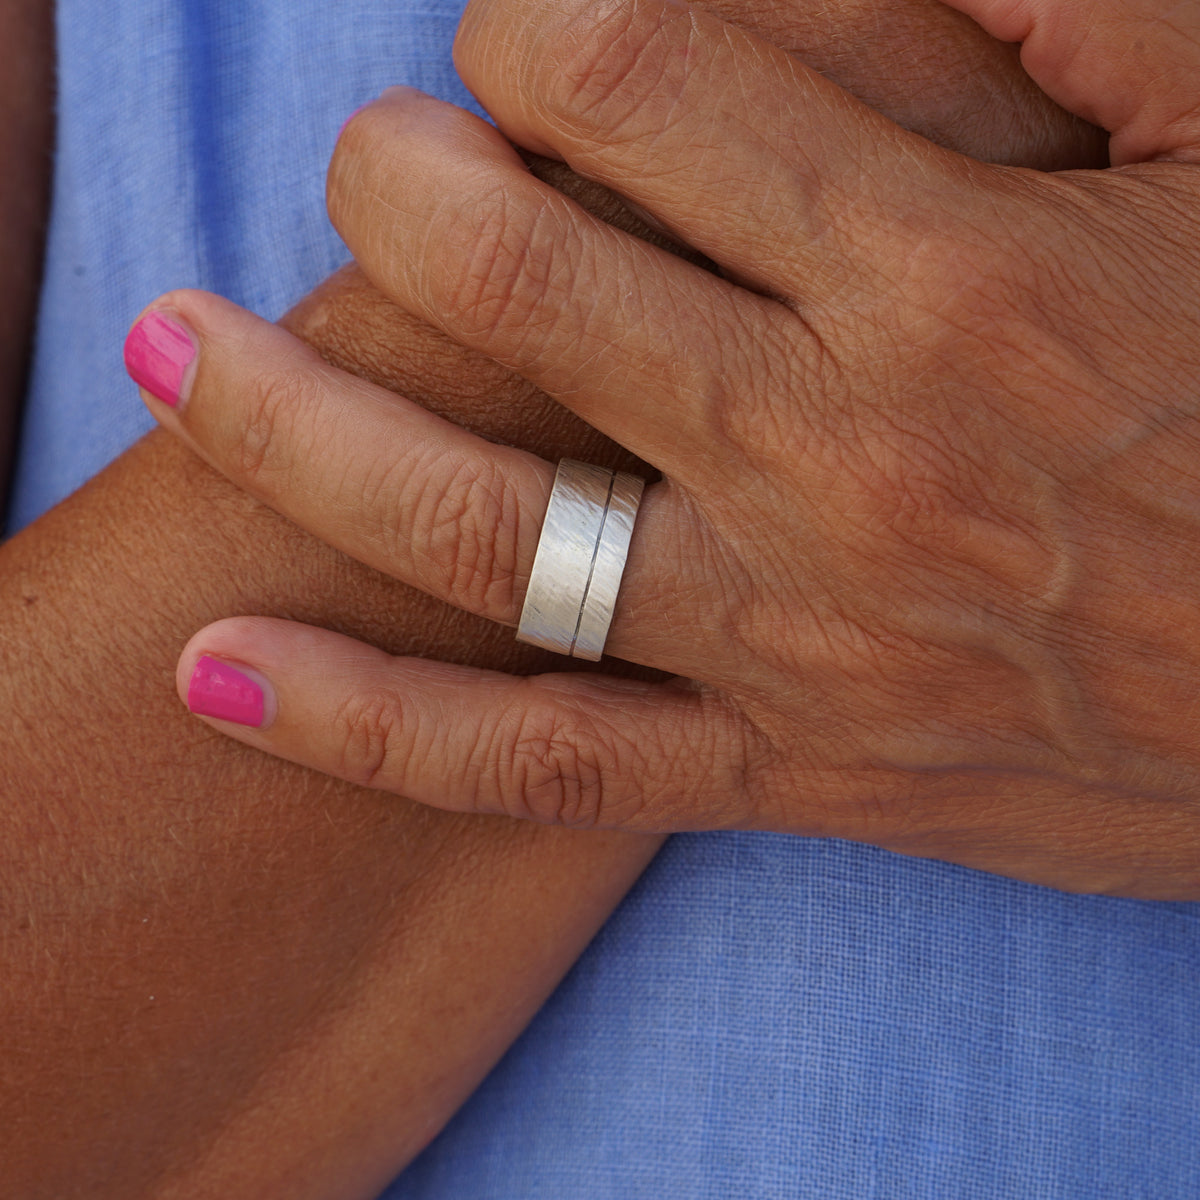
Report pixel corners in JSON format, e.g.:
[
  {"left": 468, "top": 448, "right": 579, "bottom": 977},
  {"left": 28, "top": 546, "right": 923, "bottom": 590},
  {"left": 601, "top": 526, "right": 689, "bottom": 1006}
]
[{"left": 516, "top": 459, "right": 645, "bottom": 661}]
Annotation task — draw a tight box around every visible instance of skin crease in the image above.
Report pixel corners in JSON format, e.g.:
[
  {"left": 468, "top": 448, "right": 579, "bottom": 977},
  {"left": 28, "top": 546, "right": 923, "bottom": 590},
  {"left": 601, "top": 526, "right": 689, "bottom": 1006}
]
[
  {"left": 2, "top": 4, "right": 1101, "bottom": 1199},
  {"left": 156, "top": 0, "right": 1200, "bottom": 897}
]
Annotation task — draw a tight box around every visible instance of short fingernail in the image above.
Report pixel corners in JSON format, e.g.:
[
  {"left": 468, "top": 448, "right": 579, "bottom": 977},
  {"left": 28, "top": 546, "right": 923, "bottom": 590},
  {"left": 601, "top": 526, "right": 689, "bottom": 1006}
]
[
  {"left": 379, "top": 84, "right": 422, "bottom": 103},
  {"left": 187, "top": 655, "right": 268, "bottom": 728},
  {"left": 124, "top": 311, "right": 197, "bottom": 409}
]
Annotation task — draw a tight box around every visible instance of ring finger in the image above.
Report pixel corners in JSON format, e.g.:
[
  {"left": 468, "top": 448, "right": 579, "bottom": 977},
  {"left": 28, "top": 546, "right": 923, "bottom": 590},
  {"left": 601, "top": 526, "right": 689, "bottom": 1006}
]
[{"left": 126, "top": 293, "right": 735, "bottom": 679}]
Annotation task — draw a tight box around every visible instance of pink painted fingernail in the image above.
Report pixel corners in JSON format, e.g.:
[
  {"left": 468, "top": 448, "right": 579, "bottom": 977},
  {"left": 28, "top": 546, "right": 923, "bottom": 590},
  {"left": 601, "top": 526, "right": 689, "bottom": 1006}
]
[
  {"left": 123, "top": 311, "right": 197, "bottom": 408},
  {"left": 187, "top": 656, "right": 266, "bottom": 727}
]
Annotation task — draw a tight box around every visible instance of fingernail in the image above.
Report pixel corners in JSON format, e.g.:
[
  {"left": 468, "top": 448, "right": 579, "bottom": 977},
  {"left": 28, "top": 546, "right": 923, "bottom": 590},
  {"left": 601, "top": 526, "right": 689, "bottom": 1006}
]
[
  {"left": 124, "top": 311, "right": 197, "bottom": 409},
  {"left": 379, "top": 85, "right": 422, "bottom": 103},
  {"left": 187, "top": 655, "right": 267, "bottom": 728}
]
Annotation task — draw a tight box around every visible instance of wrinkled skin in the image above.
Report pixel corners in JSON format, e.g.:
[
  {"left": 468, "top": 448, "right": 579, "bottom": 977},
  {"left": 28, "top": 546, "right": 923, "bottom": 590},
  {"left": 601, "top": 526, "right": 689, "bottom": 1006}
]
[
  {"left": 6, "top": 3, "right": 1111, "bottom": 1195},
  {"left": 140, "top": 0, "right": 1200, "bottom": 900},
  {"left": 182, "top": 0, "right": 1106, "bottom": 684},
  {"left": 137, "top": 0, "right": 1200, "bottom": 900},
  {"left": 307, "top": 0, "right": 1200, "bottom": 898}
]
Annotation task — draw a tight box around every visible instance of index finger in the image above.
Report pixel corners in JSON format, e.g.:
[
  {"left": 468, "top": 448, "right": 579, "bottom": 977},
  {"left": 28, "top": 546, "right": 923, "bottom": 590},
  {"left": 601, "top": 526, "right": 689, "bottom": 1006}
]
[{"left": 452, "top": 0, "right": 975, "bottom": 301}]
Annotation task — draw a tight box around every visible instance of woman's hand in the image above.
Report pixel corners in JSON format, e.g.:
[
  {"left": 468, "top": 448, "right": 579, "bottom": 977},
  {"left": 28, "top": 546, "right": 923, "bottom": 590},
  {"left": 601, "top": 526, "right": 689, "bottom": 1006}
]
[{"left": 134, "top": 0, "right": 1200, "bottom": 898}]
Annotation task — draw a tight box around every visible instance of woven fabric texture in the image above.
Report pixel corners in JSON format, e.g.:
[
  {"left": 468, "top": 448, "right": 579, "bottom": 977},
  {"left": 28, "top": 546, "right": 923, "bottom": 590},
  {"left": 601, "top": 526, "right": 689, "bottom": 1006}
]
[{"left": 21, "top": 3, "right": 1200, "bottom": 1196}]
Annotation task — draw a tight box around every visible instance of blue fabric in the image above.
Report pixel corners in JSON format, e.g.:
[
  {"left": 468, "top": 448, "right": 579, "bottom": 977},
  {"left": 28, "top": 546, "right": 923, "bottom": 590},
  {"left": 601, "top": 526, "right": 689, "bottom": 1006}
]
[
  {"left": 20, "top": 3, "right": 1200, "bottom": 1196},
  {"left": 388, "top": 837, "right": 1200, "bottom": 1198},
  {"left": 13, "top": 0, "right": 482, "bottom": 527}
]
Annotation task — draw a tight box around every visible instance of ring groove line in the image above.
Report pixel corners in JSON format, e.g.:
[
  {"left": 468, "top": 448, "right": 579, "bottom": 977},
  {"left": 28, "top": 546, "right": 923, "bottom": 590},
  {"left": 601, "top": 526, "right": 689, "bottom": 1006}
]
[
  {"left": 572, "top": 470, "right": 645, "bottom": 661},
  {"left": 569, "top": 471, "right": 617, "bottom": 656}
]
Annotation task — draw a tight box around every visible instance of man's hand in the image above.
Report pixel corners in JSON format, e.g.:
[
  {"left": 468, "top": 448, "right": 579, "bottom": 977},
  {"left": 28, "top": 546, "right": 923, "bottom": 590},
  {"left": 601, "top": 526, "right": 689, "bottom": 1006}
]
[
  {"left": 141, "top": 0, "right": 1200, "bottom": 899},
  {"left": 3, "top": 1, "right": 1104, "bottom": 1195}
]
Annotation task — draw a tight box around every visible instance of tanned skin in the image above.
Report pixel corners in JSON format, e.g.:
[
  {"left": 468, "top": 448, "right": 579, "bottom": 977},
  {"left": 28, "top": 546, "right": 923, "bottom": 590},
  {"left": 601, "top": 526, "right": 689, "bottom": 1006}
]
[
  {"left": 0, "top": 0, "right": 53, "bottom": 495},
  {"left": 0, "top": 1, "right": 1100, "bottom": 1195}
]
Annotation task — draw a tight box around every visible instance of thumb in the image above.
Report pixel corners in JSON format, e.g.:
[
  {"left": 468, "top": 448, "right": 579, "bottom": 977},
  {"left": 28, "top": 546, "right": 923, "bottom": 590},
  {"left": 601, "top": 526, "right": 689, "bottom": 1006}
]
[{"left": 945, "top": 0, "right": 1200, "bottom": 165}]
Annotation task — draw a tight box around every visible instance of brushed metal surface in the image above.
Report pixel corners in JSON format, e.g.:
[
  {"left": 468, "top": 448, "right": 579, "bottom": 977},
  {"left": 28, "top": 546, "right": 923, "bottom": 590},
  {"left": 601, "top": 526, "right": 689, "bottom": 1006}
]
[
  {"left": 516, "top": 460, "right": 645, "bottom": 660},
  {"left": 572, "top": 470, "right": 645, "bottom": 661},
  {"left": 517, "top": 460, "right": 611, "bottom": 655}
]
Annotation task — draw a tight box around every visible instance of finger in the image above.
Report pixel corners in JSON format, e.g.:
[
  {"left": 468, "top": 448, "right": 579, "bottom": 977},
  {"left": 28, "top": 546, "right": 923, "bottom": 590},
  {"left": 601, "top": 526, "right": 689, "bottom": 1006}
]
[
  {"left": 944, "top": 0, "right": 1200, "bottom": 164},
  {"left": 689, "top": 0, "right": 1105, "bottom": 172},
  {"left": 450, "top": 0, "right": 971, "bottom": 299},
  {"left": 328, "top": 87, "right": 809, "bottom": 473},
  {"left": 178, "top": 617, "right": 759, "bottom": 832},
  {"left": 126, "top": 292, "right": 718, "bottom": 676}
]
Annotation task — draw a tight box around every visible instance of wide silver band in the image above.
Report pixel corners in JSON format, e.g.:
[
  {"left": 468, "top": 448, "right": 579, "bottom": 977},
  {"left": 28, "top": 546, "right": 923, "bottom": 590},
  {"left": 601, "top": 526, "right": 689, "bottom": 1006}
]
[{"left": 516, "top": 459, "right": 645, "bottom": 662}]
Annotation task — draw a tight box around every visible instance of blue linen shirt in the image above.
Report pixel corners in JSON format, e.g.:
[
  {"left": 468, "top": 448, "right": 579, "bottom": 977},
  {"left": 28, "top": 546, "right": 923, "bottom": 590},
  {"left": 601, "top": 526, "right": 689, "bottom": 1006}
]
[{"left": 18, "top": 3, "right": 1200, "bottom": 1195}]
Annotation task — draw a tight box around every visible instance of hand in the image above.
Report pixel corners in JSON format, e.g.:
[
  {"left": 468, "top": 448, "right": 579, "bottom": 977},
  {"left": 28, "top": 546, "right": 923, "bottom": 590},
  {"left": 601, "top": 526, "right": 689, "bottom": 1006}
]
[
  {"left": 4, "top": 265, "right": 666, "bottom": 1197},
  {"left": 137, "top": 0, "right": 1199, "bottom": 897},
  {"left": 5, "top": 2, "right": 1101, "bottom": 1191}
]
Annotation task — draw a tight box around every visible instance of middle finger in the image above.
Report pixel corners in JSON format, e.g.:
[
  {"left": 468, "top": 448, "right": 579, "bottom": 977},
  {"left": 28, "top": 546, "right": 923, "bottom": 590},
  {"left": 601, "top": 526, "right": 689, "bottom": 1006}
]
[
  {"left": 329, "top": 87, "right": 799, "bottom": 480},
  {"left": 451, "top": 0, "right": 964, "bottom": 300}
]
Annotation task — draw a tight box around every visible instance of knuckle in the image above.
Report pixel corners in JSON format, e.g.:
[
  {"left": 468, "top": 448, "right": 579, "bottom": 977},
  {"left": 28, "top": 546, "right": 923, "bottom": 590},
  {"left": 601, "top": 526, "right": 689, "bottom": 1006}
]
[
  {"left": 712, "top": 325, "right": 821, "bottom": 473},
  {"left": 537, "top": 0, "right": 684, "bottom": 145},
  {"left": 233, "top": 363, "right": 322, "bottom": 490},
  {"left": 499, "top": 702, "right": 614, "bottom": 829},
  {"left": 821, "top": 393, "right": 1057, "bottom": 604},
  {"left": 803, "top": 359, "right": 978, "bottom": 561},
  {"left": 851, "top": 423, "right": 963, "bottom": 541},
  {"left": 856, "top": 212, "right": 1014, "bottom": 339},
  {"left": 329, "top": 685, "right": 409, "bottom": 792},
  {"left": 402, "top": 452, "right": 526, "bottom": 618},
  {"left": 424, "top": 179, "right": 576, "bottom": 350}
]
